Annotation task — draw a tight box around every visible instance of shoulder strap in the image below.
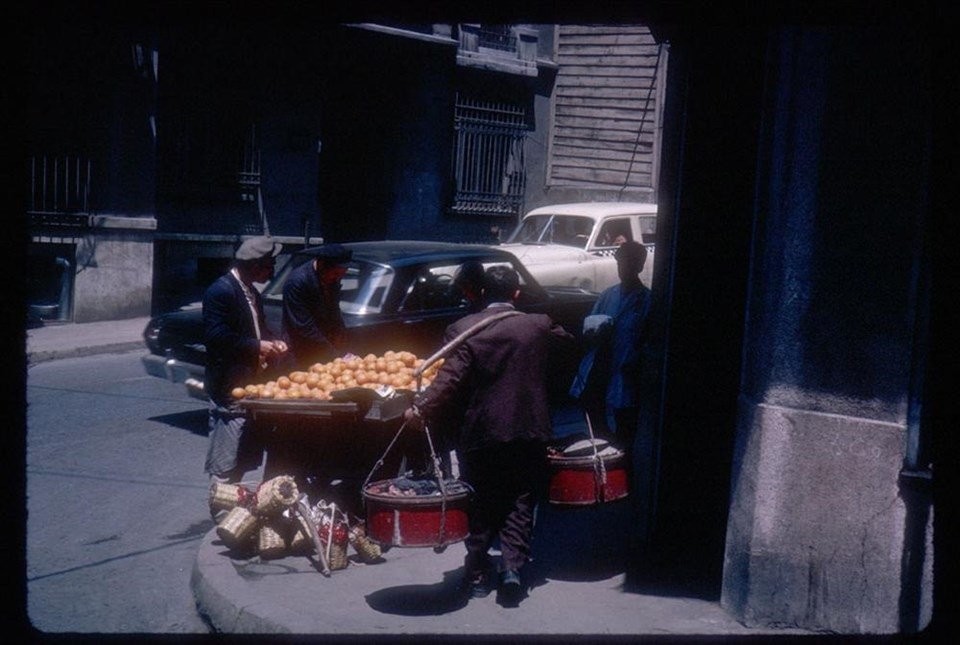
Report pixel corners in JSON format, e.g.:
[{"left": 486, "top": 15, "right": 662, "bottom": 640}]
[{"left": 415, "top": 310, "right": 523, "bottom": 379}]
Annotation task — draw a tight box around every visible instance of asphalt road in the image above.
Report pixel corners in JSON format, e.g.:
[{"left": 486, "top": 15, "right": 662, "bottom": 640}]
[{"left": 25, "top": 350, "right": 219, "bottom": 634}]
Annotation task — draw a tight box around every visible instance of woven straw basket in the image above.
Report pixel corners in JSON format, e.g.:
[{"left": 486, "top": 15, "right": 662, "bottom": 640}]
[
  {"left": 258, "top": 522, "right": 287, "bottom": 560},
  {"left": 327, "top": 541, "right": 349, "bottom": 571},
  {"left": 209, "top": 482, "right": 256, "bottom": 512},
  {"left": 216, "top": 506, "right": 258, "bottom": 549},
  {"left": 349, "top": 525, "right": 382, "bottom": 562},
  {"left": 255, "top": 475, "right": 299, "bottom": 516}
]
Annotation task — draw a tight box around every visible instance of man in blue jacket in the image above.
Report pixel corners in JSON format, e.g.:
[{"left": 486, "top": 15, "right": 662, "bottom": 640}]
[
  {"left": 569, "top": 240, "right": 651, "bottom": 484},
  {"left": 203, "top": 236, "right": 288, "bottom": 486}
]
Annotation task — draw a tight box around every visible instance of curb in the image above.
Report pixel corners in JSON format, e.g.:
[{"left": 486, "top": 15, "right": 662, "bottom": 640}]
[{"left": 27, "top": 342, "right": 147, "bottom": 365}]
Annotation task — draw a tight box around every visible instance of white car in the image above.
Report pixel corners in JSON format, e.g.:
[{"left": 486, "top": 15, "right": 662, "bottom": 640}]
[{"left": 496, "top": 202, "right": 657, "bottom": 292}]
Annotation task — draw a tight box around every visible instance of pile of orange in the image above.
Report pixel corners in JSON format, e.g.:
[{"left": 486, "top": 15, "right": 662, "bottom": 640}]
[{"left": 231, "top": 350, "right": 444, "bottom": 401}]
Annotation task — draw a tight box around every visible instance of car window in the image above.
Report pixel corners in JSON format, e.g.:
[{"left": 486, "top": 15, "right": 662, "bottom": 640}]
[
  {"left": 262, "top": 255, "right": 395, "bottom": 315},
  {"left": 506, "top": 214, "right": 594, "bottom": 249},
  {"left": 639, "top": 215, "right": 657, "bottom": 245},
  {"left": 507, "top": 215, "right": 552, "bottom": 243},
  {"left": 551, "top": 216, "right": 594, "bottom": 249},
  {"left": 340, "top": 263, "right": 393, "bottom": 314},
  {"left": 399, "top": 259, "right": 535, "bottom": 313},
  {"left": 596, "top": 218, "right": 634, "bottom": 247},
  {"left": 400, "top": 263, "right": 465, "bottom": 313}
]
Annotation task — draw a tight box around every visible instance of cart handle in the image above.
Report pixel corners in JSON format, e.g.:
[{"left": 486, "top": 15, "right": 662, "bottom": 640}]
[{"left": 413, "top": 310, "right": 523, "bottom": 392}]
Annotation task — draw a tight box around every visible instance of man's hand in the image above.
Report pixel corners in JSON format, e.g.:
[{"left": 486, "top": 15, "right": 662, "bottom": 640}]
[
  {"left": 260, "top": 340, "right": 288, "bottom": 357},
  {"left": 259, "top": 340, "right": 289, "bottom": 368},
  {"left": 403, "top": 405, "right": 424, "bottom": 430}
]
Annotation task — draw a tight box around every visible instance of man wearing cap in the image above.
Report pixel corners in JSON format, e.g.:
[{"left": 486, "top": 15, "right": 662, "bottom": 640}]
[
  {"left": 203, "top": 236, "right": 289, "bottom": 486},
  {"left": 281, "top": 243, "right": 353, "bottom": 367}
]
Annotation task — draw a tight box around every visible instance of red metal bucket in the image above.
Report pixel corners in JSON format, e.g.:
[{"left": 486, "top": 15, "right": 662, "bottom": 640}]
[
  {"left": 548, "top": 452, "right": 628, "bottom": 506},
  {"left": 362, "top": 479, "right": 471, "bottom": 547}
]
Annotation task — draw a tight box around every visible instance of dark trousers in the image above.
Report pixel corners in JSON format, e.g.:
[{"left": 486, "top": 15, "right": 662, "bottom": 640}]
[{"left": 460, "top": 440, "right": 548, "bottom": 576}]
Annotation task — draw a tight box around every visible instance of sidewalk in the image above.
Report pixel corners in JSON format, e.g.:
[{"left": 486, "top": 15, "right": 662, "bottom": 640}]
[
  {"left": 26, "top": 316, "right": 151, "bottom": 364},
  {"left": 191, "top": 498, "right": 811, "bottom": 637},
  {"left": 24, "top": 316, "right": 812, "bottom": 637}
]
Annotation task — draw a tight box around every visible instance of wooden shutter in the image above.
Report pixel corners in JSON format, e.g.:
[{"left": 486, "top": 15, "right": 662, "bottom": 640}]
[{"left": 548, "top": 25, "right": 664, "bottom": 191}]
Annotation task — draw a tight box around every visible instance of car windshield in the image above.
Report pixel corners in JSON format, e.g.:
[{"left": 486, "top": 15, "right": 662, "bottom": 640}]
[
  {"left": 262, "top": 255, "right": 395, "bottom": 314},
  {"left": 505, "top": 214, "right": 594, "bottom": 249}
]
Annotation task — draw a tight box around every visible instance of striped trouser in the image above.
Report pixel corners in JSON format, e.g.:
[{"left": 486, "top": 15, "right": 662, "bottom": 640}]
[{"left": 204, "top": 403, "right": 263, "bottom": 480}]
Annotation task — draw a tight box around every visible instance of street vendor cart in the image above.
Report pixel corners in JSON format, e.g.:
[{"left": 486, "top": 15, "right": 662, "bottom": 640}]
[{"left": 240, "top": 388, "right": 427, "bottom": 518}]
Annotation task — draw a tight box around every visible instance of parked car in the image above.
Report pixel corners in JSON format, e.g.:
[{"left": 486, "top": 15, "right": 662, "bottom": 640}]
[
  {"left": 142, "top": 240, "right": 599, "bottom": 400},
  {"left": 496, "top": 202, "right": 657, "bottom": 292}
]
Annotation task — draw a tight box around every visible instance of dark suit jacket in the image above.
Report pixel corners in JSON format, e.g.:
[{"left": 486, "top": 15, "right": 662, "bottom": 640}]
[
  {"left": 281, "top": 260, "right": 345, "bottom": 367},
  {"left": 414, "top": 305, "right": 575, "bottom": 453},
  {"left": 203, "top": 272, "right": 280, "bottom": 406}
]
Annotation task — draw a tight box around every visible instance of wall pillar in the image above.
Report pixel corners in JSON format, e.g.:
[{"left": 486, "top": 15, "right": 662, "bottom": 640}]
[{"left": 721, "top": 26, "right": 933, "bottom": 633}]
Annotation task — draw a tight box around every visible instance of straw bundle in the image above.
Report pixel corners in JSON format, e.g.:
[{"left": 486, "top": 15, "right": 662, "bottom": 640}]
[
  {"left": 327, "top": 541, "right": 349, "bottom": 571},
  {"left": 258, "top": 522, "right": 287, "bottom": 560},
  {"left": 215, "top": 506, "right": 258, "bottom": 549},
  {"left": 348, "top": 523, "right": 382, "bottom": 562},
  {"left": 255, "top": 475, "right": 299, "bottom": 516},
  {"left": 209, "top": 482, "right": 256, "bottom": 512}
]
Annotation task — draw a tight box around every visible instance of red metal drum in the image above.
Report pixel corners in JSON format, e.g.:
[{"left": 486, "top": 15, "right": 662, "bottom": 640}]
[
  {"left": 548, "top": 452, "right": 629, "bottom": 506},
  {"left": 362, "top": 479, "right": 471, "bottom": 547}
]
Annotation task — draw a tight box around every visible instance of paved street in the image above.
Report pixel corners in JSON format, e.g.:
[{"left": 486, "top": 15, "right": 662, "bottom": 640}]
[{"left": 26, "top": 350, "right": 215, "bottom": 633}]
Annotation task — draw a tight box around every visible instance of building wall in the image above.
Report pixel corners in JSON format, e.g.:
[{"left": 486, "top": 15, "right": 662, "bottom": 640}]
[
  {"left": 524, "top": 24, "right": 665, "bottom": 214},
  {"left": 71, "top": 217, "right": 156, "bottom": 322},
  {"left": 721, "top": 27, "right": 933, "bottom": 633},
  {"left": 318, "top": 28, "right": 461, "bottom": 243},
  {"left": 27, "top": 18, "right": 159, "bottom": 323}
]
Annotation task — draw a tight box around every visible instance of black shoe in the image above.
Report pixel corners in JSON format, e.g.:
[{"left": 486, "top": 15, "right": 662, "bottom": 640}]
[
  {"left": 462, "top": 573, "right": 491, "bottom": 599},
  {"left": 497, "top": 569, "right": 523, "bottom": 608}
]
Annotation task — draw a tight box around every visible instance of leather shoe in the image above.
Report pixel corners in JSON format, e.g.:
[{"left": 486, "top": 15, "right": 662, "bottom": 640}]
[
  {"left": 497, "top": 569, "right": 523, "bottom": 608},
  {"left": 462, "top": 573, "right": 491, "bottom": 599}
]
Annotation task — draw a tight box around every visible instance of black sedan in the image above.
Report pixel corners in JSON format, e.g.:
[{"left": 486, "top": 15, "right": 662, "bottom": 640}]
[{"left": 142, "top": 240, "right": 598, "bottom": 399}]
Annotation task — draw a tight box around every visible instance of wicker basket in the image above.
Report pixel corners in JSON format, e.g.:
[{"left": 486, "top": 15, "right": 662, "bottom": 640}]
[
  {"left": 216, "top": 506, "right": 258, "bottom": 549},
  {"left": 326, "top": 541, "right": 349, "bottom": 571},
  {"left": 255, "top": 475, "right": 299, "bottom": 516},
  {"left": 258, "top": 522, "right": 288, "bottom": 560},
  {"left": 209, "top": 482, "right": 256, "bottom": 512},
  {"left": 349, "top": 523, "right": 382, "bottom": 563}
]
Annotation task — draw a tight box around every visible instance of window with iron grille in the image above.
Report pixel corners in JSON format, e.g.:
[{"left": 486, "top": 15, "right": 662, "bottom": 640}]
[
  {"left": 476, "top": 25, "right": 516, "bottom": 52},
  {"left": 27, "top": 155, "right": 94, "bottom": 226},
  {"left": 449, "top": 93, "right": 528, "bottom": 217}
]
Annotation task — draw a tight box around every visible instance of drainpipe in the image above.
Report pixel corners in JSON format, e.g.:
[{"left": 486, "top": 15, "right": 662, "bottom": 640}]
[{"left": 56, "top": 256, "right": 73, "bottom": 321}]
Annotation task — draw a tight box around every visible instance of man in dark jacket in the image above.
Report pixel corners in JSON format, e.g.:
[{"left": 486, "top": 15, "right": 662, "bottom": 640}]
[
  {"left": 453, "top": 259, "right": 486, "bottom": 313},
  {"left": 281, "top": 244, "right": 352, "bottom": 368},
  {"left": 404, "top": 265, "right": 575, "bottom": 607},
  {"left": 203, "top": 236, "right": 288, "bottom": 485}
]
